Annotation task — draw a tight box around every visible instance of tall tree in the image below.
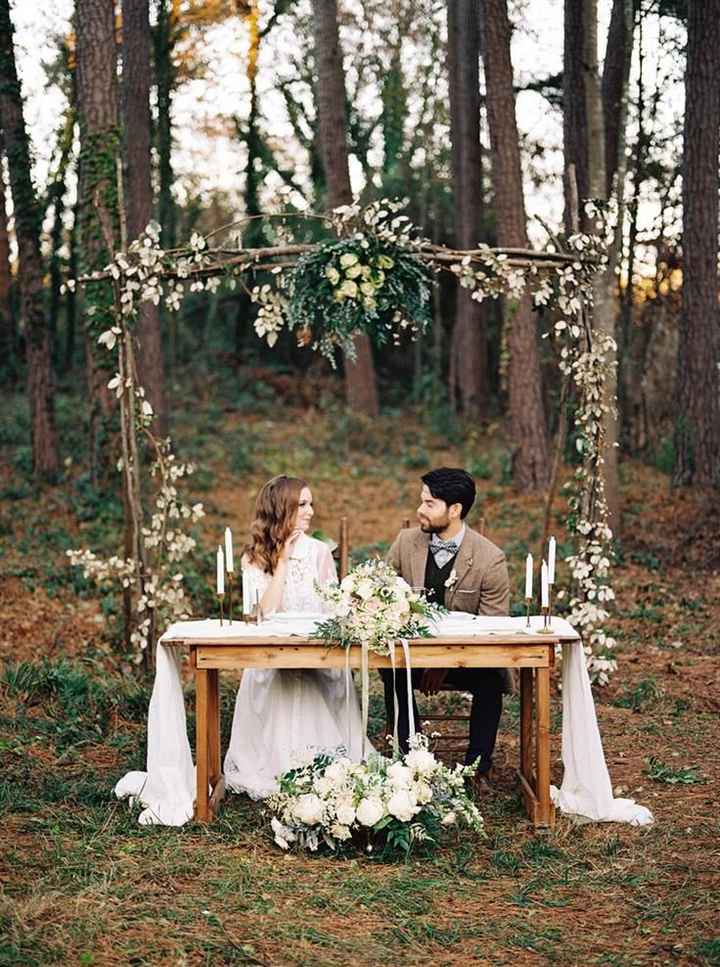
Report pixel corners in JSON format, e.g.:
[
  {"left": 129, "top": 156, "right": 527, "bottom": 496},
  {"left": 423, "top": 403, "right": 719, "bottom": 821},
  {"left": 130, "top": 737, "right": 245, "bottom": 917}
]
[
  {"left": 481, "top": 0, "right": 550, "bottom": 491},
  {"left": 0, "top": 141, "right": 15, "bottom": 384},
  {"left": 122, "top": 0, "right": 167, "bottom": 434},
  {"left": 0, "top": 1, "right": 59, "bottom": 476},
  {"left": 311, "top": 0, "right": 379, "bottom": 417},
  {"left": 674, "top": 0, "right": 720, "bottom": 486},
  {"left": 153, "top": 0, "right": 177, "bottom": 251},
  {"left": 447, "top": 0, "right": 488, "bottom": 417},
  {"left": 76, "top": 0, "right": 121, "bottom": 478},
  {"left": 564, "top": 0, "right": 623, "bottom": 530}
]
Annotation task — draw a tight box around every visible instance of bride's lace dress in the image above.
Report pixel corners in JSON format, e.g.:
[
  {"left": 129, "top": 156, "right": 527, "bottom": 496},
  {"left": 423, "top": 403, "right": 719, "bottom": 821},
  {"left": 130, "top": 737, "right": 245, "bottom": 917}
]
[{"left": 223, "top": 534, "right": 366, "bottom": 800}]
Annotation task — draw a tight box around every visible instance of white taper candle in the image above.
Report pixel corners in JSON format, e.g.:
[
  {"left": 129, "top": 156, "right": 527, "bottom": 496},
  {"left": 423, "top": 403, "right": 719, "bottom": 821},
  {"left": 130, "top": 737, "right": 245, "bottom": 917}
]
[
  {"left": 548, "top": 536, "right": 556, "bottom": 584},
  {"left": 525, "top": 553, "right": 533, "bottom": 599},
  {"left": 225, "top": 527, "right": 234, "bottom": 573},
  {"left": 541, "top": 560, "right": 549, "bottom": 609},
  {"left": 216, "top": 546, "right": 225, "bottom": 595}
]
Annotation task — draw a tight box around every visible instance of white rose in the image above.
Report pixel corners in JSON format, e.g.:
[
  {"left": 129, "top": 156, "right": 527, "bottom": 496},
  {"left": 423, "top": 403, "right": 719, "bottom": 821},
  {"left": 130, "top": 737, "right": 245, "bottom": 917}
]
[
  {"left": 387, "top": 763, "right": 412, "bottom": 787},
  {"left": 414, "top": 781, "right": 433, "bottom": 805},
  {"left": 324, "top": 760, "right": 350, "bottom": 784},
  {"left": 336, "top": 803, "right": 356, "bottom": 826},
  {"left": 441, "top": 811, "right": 457, "bottom": 826},
  {"left": 387, "top": 789, "right": 418, "bottom": 822},
  {"left": 406, "top": 749, "right": 437, "bottom": 777},
  {"left": 356, "top": 797, "right": 384, "bottom": 827},
  {"left": 394, "top": 575, "right": 412, "bottom": 594},
  {"left": 356, "top": 579, "right": 374, "bottom": 601},
  {"left": 314, "top": 776, "right": 332, "bottom": 798},
  {"left": 292, "top": 793, "right": 324, "bottom": 826}
]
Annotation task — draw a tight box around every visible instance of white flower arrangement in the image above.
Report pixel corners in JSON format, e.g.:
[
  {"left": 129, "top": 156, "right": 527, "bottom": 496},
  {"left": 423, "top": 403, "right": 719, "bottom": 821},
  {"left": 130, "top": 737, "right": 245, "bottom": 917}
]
[
  {"left": 315, "top": 559, "right": 444, "bottom": 656},
  {"left": 267, "top": 734, "right": 484, "bottom": 856}
]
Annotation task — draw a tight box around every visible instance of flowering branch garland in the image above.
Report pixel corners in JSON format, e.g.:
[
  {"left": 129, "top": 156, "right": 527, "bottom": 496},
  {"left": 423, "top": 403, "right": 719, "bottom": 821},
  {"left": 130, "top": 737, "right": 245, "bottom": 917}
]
[{"left": 70, "top": 201, "right": 616, "bottom": 681}]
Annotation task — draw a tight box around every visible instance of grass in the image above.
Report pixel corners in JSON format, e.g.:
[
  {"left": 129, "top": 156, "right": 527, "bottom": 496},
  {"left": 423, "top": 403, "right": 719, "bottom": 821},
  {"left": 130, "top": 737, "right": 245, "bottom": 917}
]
[{"left": 1, "top": 386, "right": 719, "bottom": 965}]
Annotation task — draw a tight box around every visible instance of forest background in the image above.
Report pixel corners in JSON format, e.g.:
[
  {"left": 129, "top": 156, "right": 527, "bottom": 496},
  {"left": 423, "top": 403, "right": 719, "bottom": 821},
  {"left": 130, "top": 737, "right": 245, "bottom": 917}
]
[{"left": 1, "top": 1, "right": 719, "bottom": 965}]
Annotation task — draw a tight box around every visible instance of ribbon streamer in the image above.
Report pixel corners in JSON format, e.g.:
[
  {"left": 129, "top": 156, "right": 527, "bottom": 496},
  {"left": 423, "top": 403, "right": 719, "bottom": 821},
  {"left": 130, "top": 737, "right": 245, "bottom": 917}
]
[
  {"left": 344, "top": 644, "right": 352, "bottom": 754},
  {"left": 360, "top": 638, "right": 370, "bottom": 760},
  {"left": 399, "top": 637, "right": 416, "bottom": 739}
]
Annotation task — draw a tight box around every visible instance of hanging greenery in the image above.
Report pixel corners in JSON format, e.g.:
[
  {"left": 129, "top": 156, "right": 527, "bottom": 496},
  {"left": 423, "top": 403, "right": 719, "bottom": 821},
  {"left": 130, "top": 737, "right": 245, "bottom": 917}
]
[{"left": 253, "top": 201, "right": 434, "bottom": 363}]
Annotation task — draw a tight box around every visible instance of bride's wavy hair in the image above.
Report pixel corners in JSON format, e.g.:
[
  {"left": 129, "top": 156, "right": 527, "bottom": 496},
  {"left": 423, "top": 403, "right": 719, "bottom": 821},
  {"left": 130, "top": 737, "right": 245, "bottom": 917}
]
[{"left": 245, "top": 475, "right": 308, "bottom": 575}]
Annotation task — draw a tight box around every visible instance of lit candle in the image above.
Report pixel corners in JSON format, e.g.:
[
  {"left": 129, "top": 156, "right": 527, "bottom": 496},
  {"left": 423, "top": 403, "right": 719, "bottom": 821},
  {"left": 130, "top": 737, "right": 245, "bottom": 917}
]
[
  {"left": 242, "top": 567, "right": 252, "bottom": 615},
  {"left": 548, "top": 536, "right": 556, "bottom": 584},
  {"left": 216, "top": 546, "right": 225, "bottom": 595},
  {"left": 525, "top": 553, "right": 533, "bottom": 599},
  {"left": 541, "top": 560, "right": 549, "bottom": 609},
  {"left": 225, "top": 527, "right": 234, "bottom": 573}
]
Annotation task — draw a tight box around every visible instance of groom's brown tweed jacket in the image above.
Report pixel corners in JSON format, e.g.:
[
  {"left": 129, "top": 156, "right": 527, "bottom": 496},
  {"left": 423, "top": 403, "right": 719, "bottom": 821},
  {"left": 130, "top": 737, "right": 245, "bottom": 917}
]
[{"left": 386, "top": 525, "right": 512, "bottom": 691}]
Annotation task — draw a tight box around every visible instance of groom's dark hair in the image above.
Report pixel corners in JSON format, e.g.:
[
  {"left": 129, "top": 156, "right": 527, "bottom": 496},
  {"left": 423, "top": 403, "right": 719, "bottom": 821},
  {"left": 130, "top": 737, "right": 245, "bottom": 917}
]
[{"left": 421, "top": 467, "right": 476, "bottom": 519}]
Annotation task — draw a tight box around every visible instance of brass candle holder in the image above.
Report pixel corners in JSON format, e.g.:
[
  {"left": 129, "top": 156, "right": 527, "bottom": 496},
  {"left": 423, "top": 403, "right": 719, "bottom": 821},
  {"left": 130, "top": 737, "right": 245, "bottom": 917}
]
[
  {"left": 226, "top": 571, "right": 234, "bottom": 625},
  {"left": 218, "top": 591, "right": 225, "bottom": 626},
  {"left": 538, "top": 587, "right": 555, "bottom": 634},
  {"left": 525, "top": 595, "right": 532, "bottom": 628}
]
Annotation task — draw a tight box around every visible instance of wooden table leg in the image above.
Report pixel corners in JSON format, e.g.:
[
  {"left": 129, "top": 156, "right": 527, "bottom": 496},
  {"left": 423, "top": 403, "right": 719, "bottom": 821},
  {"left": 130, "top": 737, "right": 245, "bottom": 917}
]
[
  {"left": 534, "top": 665, "right": 555, "bottom": 828},
  {"left": 195, "top": 667, "right": 210, "bottom": 823},
  {"left": 520, "top": 668, "right": 533, "bottom": 781},
  {"left": 208, "top": 668, "right": 221, "bottom": 787}
]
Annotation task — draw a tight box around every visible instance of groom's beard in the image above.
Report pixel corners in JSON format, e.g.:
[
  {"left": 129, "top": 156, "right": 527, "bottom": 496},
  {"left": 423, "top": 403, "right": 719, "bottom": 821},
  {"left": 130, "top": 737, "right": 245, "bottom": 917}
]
[{"left": 418, "top": 516, "right": 451, "bottom": 534}]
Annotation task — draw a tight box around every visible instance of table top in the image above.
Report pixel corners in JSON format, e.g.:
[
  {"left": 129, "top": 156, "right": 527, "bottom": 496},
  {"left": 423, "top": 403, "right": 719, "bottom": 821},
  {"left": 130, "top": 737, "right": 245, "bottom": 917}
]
[{"left": 161, "top": 613, "right": 580, "bottom": 647}]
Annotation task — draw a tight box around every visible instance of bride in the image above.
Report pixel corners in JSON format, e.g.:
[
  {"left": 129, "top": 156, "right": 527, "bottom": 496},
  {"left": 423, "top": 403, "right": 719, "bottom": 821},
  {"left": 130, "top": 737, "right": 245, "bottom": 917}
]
[{"left": 224, "top": 474, "right": 366, "bottom": 799}]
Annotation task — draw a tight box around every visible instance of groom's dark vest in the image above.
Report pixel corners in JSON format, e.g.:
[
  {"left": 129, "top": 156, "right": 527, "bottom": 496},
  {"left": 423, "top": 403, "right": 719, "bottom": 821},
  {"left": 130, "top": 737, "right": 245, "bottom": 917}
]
[{"left": 424, "top": 549, "right": 458, "bottom": 608}]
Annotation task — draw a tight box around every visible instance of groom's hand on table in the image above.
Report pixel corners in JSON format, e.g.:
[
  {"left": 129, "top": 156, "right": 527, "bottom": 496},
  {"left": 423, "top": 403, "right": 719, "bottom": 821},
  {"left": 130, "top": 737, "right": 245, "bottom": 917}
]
[{"left": 420, "top": 669, "right": 448, "bottom": 695}]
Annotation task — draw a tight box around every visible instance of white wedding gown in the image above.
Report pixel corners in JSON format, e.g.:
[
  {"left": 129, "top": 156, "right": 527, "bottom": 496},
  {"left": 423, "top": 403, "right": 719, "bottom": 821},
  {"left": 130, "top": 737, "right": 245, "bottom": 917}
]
[{"left": 223, "top": 535, "right": 366, "bottom": 800}]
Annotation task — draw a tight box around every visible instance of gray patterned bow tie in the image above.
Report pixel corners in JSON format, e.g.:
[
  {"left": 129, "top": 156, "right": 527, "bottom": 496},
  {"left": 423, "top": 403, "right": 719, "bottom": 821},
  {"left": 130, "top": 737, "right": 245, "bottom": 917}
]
[{"left": 430, "top": 536, "right": 459, "bottom": 555}]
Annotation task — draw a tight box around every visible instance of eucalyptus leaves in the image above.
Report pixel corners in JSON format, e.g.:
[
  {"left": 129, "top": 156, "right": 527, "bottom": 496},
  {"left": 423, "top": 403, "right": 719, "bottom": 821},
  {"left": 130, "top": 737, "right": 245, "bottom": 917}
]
[{"left": 253, "top": 200, "right": 434, "bottom": 363}]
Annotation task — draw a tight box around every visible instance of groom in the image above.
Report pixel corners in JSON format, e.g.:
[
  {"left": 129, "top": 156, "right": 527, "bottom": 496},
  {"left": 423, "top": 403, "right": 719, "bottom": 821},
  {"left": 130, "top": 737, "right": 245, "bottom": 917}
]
[{"left": 383, "top": 467, "right": 510, "bottom": 786}]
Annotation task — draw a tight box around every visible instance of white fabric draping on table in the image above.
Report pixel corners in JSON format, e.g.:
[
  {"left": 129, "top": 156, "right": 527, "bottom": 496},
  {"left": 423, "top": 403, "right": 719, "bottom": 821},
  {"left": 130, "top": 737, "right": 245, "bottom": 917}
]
[{"left": 115, "top": 613, "right": 653, "bottom": 827}]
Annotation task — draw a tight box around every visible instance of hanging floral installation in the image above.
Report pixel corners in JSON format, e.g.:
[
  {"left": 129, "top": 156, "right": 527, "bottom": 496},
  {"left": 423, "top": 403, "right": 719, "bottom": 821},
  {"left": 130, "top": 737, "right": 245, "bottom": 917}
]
[{"left": 68, "top": 199, "right": 617, "bottom": 681}]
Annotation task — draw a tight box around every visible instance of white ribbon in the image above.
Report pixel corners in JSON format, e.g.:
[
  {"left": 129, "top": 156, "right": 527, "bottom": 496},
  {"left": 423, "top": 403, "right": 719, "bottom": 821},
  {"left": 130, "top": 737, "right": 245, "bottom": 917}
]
[
  {"left": 389, "top": 643, "right": 400, "bottom": 755},
  {"left": 360, "top": 638, "right": 370, "bottom": 761},
  {"left": 399, "top": 637, "right": 416, "bottom": 740},
  {"left": 344, "top": 644, "right": 352, "bottom": 754}
]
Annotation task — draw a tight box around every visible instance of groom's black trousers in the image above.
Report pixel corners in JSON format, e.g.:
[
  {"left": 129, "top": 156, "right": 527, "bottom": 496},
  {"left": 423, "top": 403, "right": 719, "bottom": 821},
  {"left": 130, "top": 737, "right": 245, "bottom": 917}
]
[{"left": 381, "top": 667, "right": 503, "bottom": 774}]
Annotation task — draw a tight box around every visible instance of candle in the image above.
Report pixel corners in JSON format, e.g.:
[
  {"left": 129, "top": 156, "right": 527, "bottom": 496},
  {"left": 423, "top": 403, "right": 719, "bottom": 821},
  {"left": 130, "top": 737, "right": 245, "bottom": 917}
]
[
  {"left": 525, "top": 553, "right": 533, "bottom": 599},
  {"left": 216, "top": 546, "right": 225, "bottom": 595},
  {"left": 541, "top": 560, "right": 549, "bottom": 609},
  {"left": 242, "top": 567, "right": 252, "bottom": 615},
  {"left": 548, "top": 536, "right": 556, "bottom": 584},
  {"left": 225, "top": 527, "right": 234, "bottom": 573}
]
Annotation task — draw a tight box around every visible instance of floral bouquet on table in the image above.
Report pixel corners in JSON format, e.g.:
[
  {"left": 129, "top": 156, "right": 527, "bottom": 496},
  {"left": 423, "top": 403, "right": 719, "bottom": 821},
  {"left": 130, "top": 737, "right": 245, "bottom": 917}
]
[
  {"left": 268, "top": 735, "right": 484, "bottom": 857},
  {"left": 315, "top": 558, "right": 443, "bottom": 655}
]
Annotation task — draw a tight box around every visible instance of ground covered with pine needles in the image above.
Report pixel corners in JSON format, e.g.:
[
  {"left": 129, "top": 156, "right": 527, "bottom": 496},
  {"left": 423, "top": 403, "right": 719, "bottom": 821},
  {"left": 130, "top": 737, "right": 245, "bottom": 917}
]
[{"left": 1, "top": 374, "right": 719, "bottom": 966}]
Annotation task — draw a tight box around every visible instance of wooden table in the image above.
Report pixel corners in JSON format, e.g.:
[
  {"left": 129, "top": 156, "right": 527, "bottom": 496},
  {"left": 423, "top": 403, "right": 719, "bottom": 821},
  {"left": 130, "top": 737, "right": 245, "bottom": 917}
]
[{"left": 182, "top": 629, "right": 565, "bottom": 829}]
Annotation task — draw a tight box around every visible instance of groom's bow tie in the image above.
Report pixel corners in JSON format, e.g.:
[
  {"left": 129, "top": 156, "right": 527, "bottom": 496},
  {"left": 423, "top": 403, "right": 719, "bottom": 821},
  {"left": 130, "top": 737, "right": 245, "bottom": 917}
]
[{"left": 430, "top": 536, "right": 459, "bottom": 555}]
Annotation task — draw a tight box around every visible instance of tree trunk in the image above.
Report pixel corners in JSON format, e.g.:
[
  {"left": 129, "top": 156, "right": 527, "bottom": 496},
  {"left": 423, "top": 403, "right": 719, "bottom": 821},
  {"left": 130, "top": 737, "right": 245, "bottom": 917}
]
[
  {"left": 76, "top": 0, "right": 121, "bottom": 480},
  {"left": 47, "top": 109, "right": 75, "bottom": 373},
  {"left": 0, "top": 141, "right": 15, "bottom": 383},
  {"left": 447, "top": 0, "right": 488, "bottom": 418},
  {"left": 0, "top": 0, "right": 59, "bottom": 476},
  {"left": 154, "top": 0, "right": 176, "bottom": 251},
  {"left": 602, "top": 0, "right": 635, "bottom": 197},
  {"left": 563, "top": 0, "right": 590, "bottom": 234},
  {"left": 674, "top": 0, "right": 720, "bottom": 487},
  {"left": 564, "top": 0, "right": 622, "bottom": 532},
  {"left": 311, "top": 0, "right": 379, "bottom": 417},
  {"left": 481, "top": 0, "right": 550, "bottom": 491},
  {"left": 122, "top": 0, "right": 167, "bottom": 435}
]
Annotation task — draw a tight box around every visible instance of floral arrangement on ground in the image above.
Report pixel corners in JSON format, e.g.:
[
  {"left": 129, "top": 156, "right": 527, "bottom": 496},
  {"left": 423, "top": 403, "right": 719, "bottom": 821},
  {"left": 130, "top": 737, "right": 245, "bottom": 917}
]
[
  {"left": 315, "top": 558, "right": 444, "bottom": 655},
  {"left": 268, "top": 734, "right": 484, "bottom": 856}
]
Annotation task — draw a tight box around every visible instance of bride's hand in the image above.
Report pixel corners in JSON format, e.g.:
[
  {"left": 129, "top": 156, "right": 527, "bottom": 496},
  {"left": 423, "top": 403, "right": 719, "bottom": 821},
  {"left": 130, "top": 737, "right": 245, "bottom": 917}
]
[{"left": 279, "top": 529, "right": 303, "bottom": 563}]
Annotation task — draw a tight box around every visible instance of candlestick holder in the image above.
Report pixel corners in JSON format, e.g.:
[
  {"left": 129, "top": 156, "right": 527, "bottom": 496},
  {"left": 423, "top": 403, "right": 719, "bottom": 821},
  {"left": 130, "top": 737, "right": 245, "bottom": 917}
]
[
  {"left": 218, "top": 591, "right": 225, "bottom": 627},
  {"left": 254, "top": 589, "right": 263, "bottom": 627},
  {"left": 525, "top": 596, "right": 532, "bottom": 628},
  {"left": 226, "top": 571, "right": 234, "bottom": 625}
]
